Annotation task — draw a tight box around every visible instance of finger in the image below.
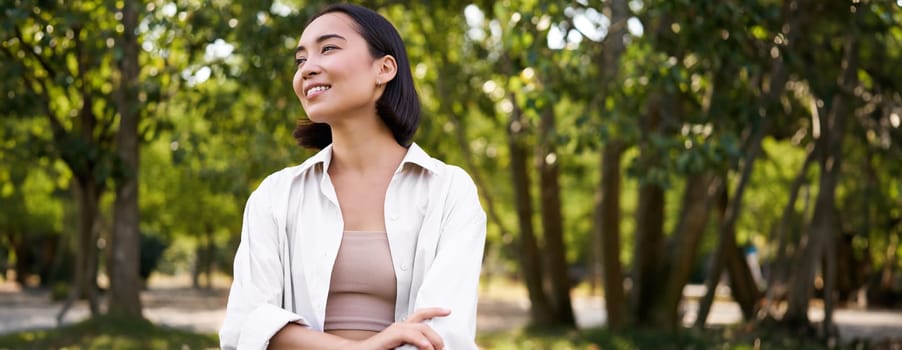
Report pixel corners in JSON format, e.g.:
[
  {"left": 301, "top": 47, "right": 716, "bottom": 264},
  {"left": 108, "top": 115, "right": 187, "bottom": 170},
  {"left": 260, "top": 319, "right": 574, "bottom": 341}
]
[
  {"left": 405, "top": 307, "right": 451, "bottom": 323},
  {"left": 413, "top": 339, "right": 435, "bottom": 350},
  {"left": 417, "top": 324, "right": 445, "bottom": 350},
  {"left": 400, "top": 327, "right": 435, "bottom": 350},
  {"left": 375, "top": 324, "right": 434, "bottom": 350}
]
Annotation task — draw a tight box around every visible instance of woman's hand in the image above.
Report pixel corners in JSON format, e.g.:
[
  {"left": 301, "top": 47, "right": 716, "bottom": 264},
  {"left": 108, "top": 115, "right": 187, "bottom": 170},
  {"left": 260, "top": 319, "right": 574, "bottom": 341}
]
[{"left": 354, "top": 308, "right": 451, "bottom": 350}]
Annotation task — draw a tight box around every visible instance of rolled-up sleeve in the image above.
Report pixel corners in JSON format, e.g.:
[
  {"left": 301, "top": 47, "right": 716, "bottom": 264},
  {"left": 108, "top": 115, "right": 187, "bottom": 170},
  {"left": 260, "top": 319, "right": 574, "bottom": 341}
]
[
  {"left": 409, "top": 168, "right": 487, "bottom": 349},
  {"left": 219, "top": 181, "right": 309, "bottom": 350}
]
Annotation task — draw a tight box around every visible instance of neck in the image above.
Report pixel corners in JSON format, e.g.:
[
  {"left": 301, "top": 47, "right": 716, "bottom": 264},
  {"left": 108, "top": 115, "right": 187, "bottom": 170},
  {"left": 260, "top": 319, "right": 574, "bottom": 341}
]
[{"left": 329, "top": 116, "right": 407, "bottom": 175}]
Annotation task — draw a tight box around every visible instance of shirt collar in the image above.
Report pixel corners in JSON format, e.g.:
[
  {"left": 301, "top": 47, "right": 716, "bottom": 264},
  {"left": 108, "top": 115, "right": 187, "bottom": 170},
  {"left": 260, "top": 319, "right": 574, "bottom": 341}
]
[
  {"left": 289, "top": 142, "right": 440, "bottom": 177},
  {"left": 399, "top": 143, "right": 440, "bottom": 175}
]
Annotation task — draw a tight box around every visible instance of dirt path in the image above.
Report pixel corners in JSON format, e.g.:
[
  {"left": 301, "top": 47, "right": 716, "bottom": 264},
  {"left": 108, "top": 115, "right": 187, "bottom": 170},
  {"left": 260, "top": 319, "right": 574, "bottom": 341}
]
[{"left": 1, "top": 282, "right": 900, "bottom": 345}]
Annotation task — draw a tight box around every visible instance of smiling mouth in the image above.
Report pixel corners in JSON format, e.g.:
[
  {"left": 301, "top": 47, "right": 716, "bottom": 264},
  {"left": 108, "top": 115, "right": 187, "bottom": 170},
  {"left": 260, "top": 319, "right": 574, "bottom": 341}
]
[{"left": 306, "top": 85, "right": 331, "bottom": 96}]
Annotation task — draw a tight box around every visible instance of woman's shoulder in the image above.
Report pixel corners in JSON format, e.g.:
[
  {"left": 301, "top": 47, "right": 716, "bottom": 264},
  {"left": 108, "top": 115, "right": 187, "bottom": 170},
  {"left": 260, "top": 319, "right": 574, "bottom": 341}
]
[
  {"left": 257, "top": 166, "right": 296, "bottom": 188},
  {"left": 255, "top": 148, "right": 331, "bottom": 191},
  {"left": 249, "top": 165, "right": 314, "bottom": 202},
  {"left": 438, "top": 163, "right": 475, "bottom": 188},
  {"left": 409, "top": 144, "right": 471, "bottom": 182},
  {"left": 245, "top": 167, "right": 291, "bottom": 204}
]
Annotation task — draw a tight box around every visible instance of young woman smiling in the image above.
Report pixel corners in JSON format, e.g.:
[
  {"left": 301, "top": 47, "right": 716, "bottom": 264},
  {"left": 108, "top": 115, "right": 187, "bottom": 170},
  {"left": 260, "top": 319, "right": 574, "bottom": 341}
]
[{"left": 219, "top": 4, "right": 486, "bottom": 350}]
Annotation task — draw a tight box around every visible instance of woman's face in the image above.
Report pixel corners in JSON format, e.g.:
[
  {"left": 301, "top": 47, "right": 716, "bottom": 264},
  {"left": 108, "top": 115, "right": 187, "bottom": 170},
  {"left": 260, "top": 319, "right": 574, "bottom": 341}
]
[{"left": 292, "top": 13, "right": 383, "bottom": 124}]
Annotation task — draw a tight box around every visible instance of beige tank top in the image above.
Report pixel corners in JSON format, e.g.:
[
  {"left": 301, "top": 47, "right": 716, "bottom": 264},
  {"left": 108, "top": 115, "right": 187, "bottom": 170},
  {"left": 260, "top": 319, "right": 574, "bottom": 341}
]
[{"left": 324, "top": 231, "right": 397, "bottom": 332}]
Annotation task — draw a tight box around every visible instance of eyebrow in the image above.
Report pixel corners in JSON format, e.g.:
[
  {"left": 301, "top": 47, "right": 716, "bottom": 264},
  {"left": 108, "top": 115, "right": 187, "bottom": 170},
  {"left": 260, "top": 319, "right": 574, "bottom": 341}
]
[{"left": 295, "top": 34, "right": 347, "bottom": 54}]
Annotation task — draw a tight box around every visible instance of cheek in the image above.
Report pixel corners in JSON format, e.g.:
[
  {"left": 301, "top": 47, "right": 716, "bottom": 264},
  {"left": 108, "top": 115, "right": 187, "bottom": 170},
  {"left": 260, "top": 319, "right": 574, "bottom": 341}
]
[{"left": 292, "top": 69, "right": 304, "bottom": 99}]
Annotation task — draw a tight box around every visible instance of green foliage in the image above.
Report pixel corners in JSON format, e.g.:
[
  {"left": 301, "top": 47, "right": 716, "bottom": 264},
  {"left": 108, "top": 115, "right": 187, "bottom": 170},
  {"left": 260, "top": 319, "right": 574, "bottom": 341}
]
[
  {"left": 2, "top": 0, "right": 902, "bottom": 336},
  {"left": 738, "top": 137, "right": 813, "bottom": 246},
  {"left": 0, "top": 315, "right": 218, "bottom": 350}
]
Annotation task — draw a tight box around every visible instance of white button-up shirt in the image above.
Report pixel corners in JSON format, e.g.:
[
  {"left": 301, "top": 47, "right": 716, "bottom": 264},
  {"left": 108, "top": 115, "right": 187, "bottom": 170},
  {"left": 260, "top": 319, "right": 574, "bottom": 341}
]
[{"left": 219, "top": 143, "right": 486, "bottom": 350}]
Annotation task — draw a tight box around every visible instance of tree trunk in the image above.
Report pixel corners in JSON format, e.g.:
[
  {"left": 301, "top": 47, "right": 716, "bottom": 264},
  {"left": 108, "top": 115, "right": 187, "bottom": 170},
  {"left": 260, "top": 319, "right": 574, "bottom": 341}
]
[
  {"left": 595, "top": 141, "right": 628, "bottom": 328},
  {"left": 507, "top": 93, "right": 554, "bottom": 326},
  {"left": 655, "top": 61, "right": 732, "bottom": 328},
  {"left": 58, "top": 178, "right": 101, "bottom": 323},
  {"left": 192, "top": 245, "right": 202, "bottom": 289},
  {"left": 654, "top": 173, "right": 718, "bottom": 329},
  {"left": 204, "top": 228, "right": 216, "bottom": 289},
  {"left": 631, "top": 181, "right": 666, "bottom": 327},
  {"left": 537, "top": 106, "right": 576, "bottom": 327},
  {"left": 724, "top": 234, "right": 761, "bottom": 320},
  {"left": 630, "top": 93, "right": 668, "bottom": 327},
  {"left": 784, "top": 27, "right": 858, "bottom": 335},
  {"left": 10, "top": 233, "right": 28, "bottom": 286},
  {"left": 745, "top": 0, "right": 808, "bottom": 324},
  {"left": 59, "top": 64, "right": 104, "bottom": 321},
  {"left": 109, "top": 0, "right": 143, "bottom": 317},
  {"left": 191, "top": 231, "right": 215, "bottom": 290},
  {"left": 590, "top": 0, "right": 629, "bottom": 329},
  {"left": 784, "top": 162, "right": 839, "bottom": 329},
  {"left": 762, "top": 143, "right": 816, "bottom": 315},
  {"left": 696, "top": 122, "right": 766, "bottom": 327},
  {"left": 695, "top": 181, "right": 727, "bottom": 328},
  {"left": 880, "top": 234, "right": 898, "bottom": 290}
]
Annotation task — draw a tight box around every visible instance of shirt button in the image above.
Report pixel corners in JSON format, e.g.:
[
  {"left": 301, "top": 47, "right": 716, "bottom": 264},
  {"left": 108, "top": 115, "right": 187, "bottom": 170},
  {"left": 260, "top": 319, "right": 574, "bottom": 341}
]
[
  {"left": 390, "top": 213, "right": 399, "bottom": 221},
  {"left": 400, "top": 264, "right": 409, "bottom": 271}
]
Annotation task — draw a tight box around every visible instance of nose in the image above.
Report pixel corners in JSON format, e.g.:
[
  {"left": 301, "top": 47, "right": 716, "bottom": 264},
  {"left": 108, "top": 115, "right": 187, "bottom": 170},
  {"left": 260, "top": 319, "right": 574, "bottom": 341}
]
[{"left": 299, "top": 58, "right": 320, "bottom": 80}]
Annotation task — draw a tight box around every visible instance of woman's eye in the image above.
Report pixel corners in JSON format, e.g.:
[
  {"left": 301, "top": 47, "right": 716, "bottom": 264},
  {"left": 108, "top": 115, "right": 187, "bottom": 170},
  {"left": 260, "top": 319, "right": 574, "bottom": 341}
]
[
  {"left": 295, "top": 57, "right": 306, "bottom": 66},
  {"left": 322, "top": 45, "right": 338, "bottom": 53}
]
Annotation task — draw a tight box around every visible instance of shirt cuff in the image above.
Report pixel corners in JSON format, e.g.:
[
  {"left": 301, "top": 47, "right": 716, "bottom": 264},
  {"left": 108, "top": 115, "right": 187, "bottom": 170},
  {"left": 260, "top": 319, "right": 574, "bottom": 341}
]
[{"left": 236, "top": 303, "right": 308, "bottom": 350}]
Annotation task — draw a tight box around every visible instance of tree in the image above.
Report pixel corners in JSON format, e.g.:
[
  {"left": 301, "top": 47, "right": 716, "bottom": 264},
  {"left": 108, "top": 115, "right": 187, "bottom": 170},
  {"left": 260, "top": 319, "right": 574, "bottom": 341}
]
[
  {"left": 2, "top": 2, "right": 123, "bottom": 318},
  {"left": 4, "top": 0, "right": 901, "bottom": 341},
  {"left": 108, "top": 0, "right": 142, "bottom": 317},
  {"left": 784, "top": 5, "right": 861, "bottom": 332},
  {"left": 591, "top": 0, "right": 630, "bottom": 329}
]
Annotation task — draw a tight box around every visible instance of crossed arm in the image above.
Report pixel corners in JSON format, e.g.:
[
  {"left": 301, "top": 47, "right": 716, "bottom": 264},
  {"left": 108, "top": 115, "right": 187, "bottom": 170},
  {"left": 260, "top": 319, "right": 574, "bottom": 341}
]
[{"left": 268, "top": 308, "right": 450, "bottom": 350}]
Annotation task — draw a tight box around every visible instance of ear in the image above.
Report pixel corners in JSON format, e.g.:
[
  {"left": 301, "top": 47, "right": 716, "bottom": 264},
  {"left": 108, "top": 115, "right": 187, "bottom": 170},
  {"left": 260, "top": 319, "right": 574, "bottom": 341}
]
[{"left": 374, "top": 55, "right": 398, "bottom": 86}]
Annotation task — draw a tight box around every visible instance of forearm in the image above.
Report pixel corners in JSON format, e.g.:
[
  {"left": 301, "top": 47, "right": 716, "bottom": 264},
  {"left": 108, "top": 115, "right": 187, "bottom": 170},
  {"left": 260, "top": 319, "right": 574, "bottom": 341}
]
[{"left": 267, "top": 323, "right": 355, "bottom": 350}]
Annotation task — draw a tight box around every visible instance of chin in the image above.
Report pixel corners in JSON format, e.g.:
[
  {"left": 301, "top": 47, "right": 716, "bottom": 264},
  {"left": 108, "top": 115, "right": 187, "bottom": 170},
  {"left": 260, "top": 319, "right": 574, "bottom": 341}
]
[
  {"left": 305, "top": 114, "right": 325, "bottom": 123},
  {"left": 304, "top": 110, "right": 332, "bottom": 124}
]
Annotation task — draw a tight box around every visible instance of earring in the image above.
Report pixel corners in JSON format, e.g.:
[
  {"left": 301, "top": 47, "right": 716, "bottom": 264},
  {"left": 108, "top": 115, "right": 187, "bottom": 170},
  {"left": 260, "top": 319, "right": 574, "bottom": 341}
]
[{"left": 376, "top": 80, "right": 381, "bottom": 87}]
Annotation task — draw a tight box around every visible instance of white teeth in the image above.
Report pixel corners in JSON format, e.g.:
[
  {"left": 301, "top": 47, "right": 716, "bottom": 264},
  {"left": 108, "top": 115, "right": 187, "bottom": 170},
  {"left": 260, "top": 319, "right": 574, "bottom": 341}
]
[{"left": 306, "top": 85, "right": 330, "bottom": 96}]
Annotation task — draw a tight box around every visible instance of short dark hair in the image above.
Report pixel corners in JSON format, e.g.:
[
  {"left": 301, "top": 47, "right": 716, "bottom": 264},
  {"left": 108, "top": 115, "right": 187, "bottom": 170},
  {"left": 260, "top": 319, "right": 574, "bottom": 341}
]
[{"left": 293, "top": 3, "right": 421, "bottom": 149}]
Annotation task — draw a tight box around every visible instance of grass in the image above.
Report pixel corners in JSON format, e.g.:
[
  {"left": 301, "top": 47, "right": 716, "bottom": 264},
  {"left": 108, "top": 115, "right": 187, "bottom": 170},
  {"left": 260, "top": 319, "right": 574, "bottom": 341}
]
[
  {"left": 0, "top": 313, "right": 882, "bottom": 350},
  {"left": 477, "top": 325, "right": 843, "bottom": 350},
  {"left": 0, "top": 315, "right": 218, "bottom": 350}
]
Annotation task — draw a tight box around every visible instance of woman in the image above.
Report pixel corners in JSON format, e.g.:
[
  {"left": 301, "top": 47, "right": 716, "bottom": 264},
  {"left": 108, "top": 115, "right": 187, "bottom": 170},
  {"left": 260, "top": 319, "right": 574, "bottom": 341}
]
[{"left": 219, "top": 4, "right": 486, "bottom": 350}]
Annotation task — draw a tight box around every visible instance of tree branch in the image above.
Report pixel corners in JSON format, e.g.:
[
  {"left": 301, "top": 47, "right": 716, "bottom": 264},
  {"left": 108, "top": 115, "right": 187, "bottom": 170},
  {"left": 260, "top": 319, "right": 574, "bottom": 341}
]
[{"left": 15, "top": 27, "right": 59, "bottom": 79}]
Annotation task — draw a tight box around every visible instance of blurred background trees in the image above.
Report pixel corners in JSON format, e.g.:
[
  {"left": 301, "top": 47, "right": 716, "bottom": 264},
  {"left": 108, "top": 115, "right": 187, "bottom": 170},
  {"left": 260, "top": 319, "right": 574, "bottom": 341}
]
[{"left": 1, "top": 0, "right": 900, "bottom": 340}]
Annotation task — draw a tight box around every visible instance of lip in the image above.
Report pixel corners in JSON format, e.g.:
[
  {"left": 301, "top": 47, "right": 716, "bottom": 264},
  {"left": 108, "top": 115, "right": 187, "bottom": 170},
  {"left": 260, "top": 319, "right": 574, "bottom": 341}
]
[{"left": 303, "top": 83, "right": 331, "bottom": 99}]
